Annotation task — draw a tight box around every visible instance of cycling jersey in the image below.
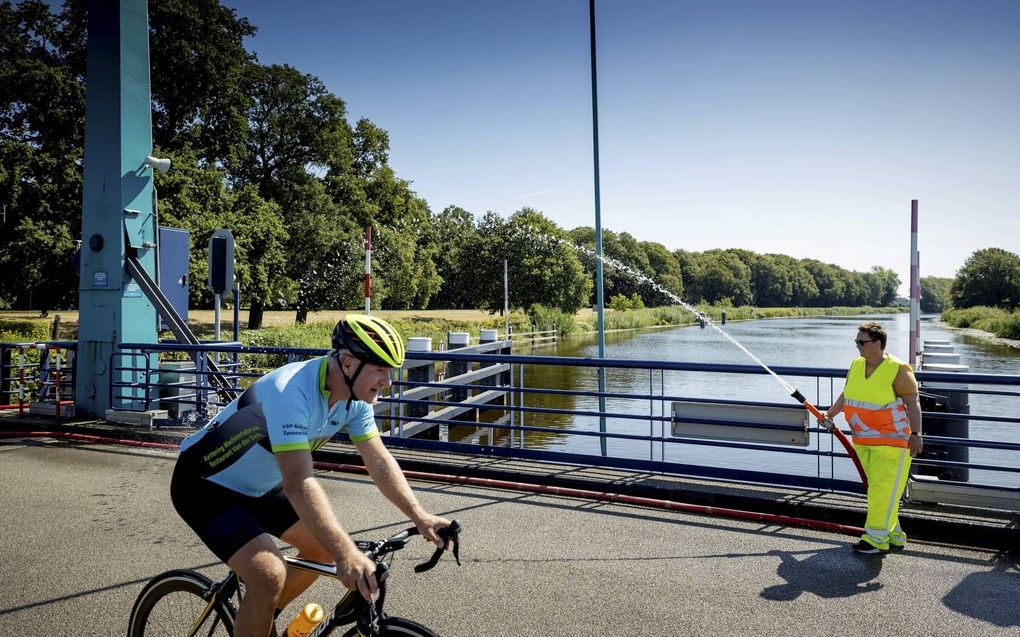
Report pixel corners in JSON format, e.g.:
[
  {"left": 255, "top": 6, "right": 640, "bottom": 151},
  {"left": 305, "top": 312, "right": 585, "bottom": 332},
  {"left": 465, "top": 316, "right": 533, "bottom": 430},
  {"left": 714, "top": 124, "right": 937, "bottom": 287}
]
[{"left": 177, "top": 356, "right": 379, "bottom": 497}]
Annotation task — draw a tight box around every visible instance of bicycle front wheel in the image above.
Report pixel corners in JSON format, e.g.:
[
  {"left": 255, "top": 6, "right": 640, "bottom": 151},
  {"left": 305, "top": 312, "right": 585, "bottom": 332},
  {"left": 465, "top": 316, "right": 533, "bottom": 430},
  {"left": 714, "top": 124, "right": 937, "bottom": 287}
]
[
  {"left": 339, "top": 616, "right": 441, "bottom": 637},
  {"left": 127, "top": 569, "right": 235, "bottom": 637}
]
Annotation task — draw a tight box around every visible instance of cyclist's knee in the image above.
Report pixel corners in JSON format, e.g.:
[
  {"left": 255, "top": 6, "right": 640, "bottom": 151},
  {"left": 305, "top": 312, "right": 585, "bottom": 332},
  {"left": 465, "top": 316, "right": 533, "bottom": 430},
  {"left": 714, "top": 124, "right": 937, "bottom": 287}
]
[
  {"left": 229, "top": 538, "right": 288, "bottom": 602},
  {"left": 242, "top": 557, "right": 288, "bottom": 602}
]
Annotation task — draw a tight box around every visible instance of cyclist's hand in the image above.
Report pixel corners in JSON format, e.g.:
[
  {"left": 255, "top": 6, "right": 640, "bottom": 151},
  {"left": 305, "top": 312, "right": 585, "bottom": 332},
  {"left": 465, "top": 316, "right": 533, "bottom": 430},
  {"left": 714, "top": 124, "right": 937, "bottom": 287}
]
[
  {"left": 337, "top": 549, "right": 378, "bottom": 601},
  {"left": 413, "top": 513, "right": 453, "bottom": 550}
]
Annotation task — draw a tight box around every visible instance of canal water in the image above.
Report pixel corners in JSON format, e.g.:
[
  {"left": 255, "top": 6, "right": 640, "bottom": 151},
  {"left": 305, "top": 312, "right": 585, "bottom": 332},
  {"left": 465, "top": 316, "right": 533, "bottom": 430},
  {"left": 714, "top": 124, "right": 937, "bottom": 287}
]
[{"left": 499, "top": 313, "right": 1020, "bottom": 487}]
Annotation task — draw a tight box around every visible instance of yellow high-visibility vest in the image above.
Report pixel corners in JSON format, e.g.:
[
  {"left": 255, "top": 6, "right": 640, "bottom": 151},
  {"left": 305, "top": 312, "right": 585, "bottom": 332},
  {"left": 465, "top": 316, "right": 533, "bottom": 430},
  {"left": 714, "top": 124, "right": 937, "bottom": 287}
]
[{"left": 843, "top": 355, "right": 911, "bottom": 448}]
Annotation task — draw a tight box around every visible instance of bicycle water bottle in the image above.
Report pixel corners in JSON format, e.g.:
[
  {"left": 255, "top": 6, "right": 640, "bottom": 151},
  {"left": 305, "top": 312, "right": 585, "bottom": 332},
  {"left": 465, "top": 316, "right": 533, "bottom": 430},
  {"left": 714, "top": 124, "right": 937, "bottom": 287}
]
[{"left": 285, "top": 602, "right": 324, "bottom": 637}]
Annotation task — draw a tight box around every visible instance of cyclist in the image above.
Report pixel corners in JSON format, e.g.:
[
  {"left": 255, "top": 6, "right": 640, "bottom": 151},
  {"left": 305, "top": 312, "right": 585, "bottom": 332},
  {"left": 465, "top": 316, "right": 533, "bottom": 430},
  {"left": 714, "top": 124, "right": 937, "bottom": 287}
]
[{"left": 170, "top": 314, "right": 451, "bottom": 637}]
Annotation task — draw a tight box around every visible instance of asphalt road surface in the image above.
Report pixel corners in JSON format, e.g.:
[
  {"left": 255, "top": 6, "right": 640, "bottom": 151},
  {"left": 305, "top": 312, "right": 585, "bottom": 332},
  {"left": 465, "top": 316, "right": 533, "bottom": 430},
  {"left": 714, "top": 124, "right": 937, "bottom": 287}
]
[{"left": 1, "top": 435, "right": 1018, "bottom": 636}]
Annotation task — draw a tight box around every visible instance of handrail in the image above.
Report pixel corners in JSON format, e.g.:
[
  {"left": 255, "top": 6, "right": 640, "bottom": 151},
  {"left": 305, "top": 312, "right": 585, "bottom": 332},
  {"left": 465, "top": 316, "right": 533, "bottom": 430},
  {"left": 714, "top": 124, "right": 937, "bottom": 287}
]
[{"left": 106, "top": 339, "right": 1020, "bottom": 498}]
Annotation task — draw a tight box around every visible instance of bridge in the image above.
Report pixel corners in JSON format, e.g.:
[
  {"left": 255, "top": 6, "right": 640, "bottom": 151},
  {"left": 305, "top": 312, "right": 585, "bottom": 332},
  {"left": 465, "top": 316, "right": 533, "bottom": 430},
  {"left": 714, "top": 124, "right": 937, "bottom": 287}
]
[{"left": 1, "top": 428, "right": 1018, "bottom": 637}]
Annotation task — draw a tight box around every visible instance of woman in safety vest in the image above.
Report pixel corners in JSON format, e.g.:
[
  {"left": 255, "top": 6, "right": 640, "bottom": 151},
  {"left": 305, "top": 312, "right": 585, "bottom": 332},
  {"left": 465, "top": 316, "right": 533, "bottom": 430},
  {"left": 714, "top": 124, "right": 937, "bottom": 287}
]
[{"left": 823, "top": 321, "right": 923, "bottom": 554}]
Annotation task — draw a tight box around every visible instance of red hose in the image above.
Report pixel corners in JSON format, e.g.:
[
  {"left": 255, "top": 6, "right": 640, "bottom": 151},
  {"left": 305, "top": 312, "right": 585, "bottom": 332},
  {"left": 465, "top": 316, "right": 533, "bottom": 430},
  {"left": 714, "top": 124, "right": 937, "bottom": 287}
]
[
  {"left": 797, "top": 399, "right": 869, "bottom": 491},
  {"left": 1, "top": 430, "right": 864, "bottom": 537}
]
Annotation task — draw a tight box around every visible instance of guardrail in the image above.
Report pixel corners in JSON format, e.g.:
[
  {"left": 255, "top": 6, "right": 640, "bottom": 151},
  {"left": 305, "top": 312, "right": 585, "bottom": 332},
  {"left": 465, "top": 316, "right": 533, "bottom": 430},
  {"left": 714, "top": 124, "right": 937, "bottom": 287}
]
[
  {"left": 0, "top": 341, "right": 77, "bottom": 419},
  {"left": 106, "top": 340, "right": 1020, "bottom": 504}
]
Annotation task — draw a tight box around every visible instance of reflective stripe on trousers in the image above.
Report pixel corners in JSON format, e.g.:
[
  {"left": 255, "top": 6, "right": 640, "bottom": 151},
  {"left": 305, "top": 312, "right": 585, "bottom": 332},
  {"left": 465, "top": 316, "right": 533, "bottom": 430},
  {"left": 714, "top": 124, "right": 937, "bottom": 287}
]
[{"left": 857, "top": 444, "right": 911, "bottom": 550}]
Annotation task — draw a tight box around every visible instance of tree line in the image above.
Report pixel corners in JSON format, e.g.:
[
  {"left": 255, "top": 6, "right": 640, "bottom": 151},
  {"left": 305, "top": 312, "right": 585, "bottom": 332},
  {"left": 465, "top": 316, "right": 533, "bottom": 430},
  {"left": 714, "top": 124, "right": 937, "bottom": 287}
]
[{"left": 2, "top": 1, "right": 1016, "bottom": 327}]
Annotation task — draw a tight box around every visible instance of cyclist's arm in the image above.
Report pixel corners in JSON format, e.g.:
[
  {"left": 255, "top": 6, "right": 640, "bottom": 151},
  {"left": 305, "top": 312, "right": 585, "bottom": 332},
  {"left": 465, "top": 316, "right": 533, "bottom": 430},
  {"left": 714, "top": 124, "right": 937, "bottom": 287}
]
[
  {"left": 277, "top": 450, "right": 377, "bottom": 596},
  {"left": 355, "top": 436, "right": 451, "bottom": 547}
]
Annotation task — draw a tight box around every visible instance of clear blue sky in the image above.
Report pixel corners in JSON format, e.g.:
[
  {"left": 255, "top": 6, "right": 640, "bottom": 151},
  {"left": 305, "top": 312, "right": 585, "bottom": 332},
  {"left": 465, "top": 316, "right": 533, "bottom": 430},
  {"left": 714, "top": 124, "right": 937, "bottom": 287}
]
[{"left": 221, "top": 0, "right": 1019, "bottom": 293}]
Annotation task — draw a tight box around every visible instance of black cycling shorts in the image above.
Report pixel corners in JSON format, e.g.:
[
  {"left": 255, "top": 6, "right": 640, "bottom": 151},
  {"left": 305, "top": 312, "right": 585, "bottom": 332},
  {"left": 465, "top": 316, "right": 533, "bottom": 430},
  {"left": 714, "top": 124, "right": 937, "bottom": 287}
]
[{"left": 170, "top": 461, "right": 300, "bottom": 564}]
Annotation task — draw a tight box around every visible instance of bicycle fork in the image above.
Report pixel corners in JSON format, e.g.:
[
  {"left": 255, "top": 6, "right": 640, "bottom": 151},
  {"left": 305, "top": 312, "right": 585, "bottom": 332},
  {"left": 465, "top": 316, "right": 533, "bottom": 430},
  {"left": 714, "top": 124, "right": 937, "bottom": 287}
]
[{"left": 187, "top": 572, "right": 239, "bottom": 637}]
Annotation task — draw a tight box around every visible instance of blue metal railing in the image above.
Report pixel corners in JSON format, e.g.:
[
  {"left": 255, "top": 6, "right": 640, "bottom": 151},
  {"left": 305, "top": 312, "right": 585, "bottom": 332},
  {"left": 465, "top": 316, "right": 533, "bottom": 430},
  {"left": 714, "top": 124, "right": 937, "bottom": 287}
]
[
  {"left": 0, "top": 341, "right": 77, "bottom": 416},
  {"left": 110, "top": 341, "right": 1020, "bottom": 495}
]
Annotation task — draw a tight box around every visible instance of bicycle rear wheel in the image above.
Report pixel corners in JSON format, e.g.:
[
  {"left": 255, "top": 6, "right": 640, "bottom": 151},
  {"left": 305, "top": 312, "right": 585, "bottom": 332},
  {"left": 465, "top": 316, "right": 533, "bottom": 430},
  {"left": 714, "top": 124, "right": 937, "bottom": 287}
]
[{"left": 127, "top": 569, "right": 236, "bottom": 637}]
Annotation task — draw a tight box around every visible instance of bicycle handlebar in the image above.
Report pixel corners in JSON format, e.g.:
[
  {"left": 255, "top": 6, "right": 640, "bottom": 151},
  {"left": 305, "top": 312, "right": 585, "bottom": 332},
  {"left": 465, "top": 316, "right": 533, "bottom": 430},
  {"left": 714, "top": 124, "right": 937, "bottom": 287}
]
[
  {"left": 286, "top": 520, "right": 462, "bottom": 579},
  {"left": 369, "top": 520, "right": 463, "bottom": 572}
]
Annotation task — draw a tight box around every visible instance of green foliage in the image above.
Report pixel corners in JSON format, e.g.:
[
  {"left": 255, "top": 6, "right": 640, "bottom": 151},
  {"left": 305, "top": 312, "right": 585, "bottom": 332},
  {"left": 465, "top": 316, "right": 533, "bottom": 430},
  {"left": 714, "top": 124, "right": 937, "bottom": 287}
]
[
  {"left": 941, "top": 306, "right": 1020, "bottom": 339},
  {"left": 528, "top": 304, "right": 578, "bottom": 336},
  {"left": 950, "top": 248, "right": 1020, "bottom": 310},
  {"left": 609, "top": 293, "right": 644, "bottom": 310},
  {"left": 920, "top": 276, "right": 952, "bottom": 313},
  {"left": 570, "top": 227, "right": 683, "bottom": 306},
  {"left": 430, "top": 206, "right": 481, "bottom": 309},
  {"left": 0, "top": 318, "right": 51, "bottom": 342}
]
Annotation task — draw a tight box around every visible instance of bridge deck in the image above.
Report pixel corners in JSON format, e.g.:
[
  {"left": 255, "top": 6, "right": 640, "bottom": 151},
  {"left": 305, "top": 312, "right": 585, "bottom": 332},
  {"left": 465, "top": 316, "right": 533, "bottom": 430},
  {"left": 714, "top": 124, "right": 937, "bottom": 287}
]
[{"left": 1, "top": 428, "right": 1017, "bottom": 637}]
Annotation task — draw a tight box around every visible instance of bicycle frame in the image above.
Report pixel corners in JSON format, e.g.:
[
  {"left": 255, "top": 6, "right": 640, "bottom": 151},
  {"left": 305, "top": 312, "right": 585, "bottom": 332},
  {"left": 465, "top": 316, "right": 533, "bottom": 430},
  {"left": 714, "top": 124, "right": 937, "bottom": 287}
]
[
  {"left": 280, "top": 555, "right": 385, "bottom": 637},
  {"left": 163, "top": 522, "right": 460, "bottom": 637}
]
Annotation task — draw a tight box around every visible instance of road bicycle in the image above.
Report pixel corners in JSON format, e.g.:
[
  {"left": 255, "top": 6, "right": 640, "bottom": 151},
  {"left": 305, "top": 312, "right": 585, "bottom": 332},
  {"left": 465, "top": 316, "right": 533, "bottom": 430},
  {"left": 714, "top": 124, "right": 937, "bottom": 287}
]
[{"left": 127, "top": 521, "right": 461, "bottom": 637}]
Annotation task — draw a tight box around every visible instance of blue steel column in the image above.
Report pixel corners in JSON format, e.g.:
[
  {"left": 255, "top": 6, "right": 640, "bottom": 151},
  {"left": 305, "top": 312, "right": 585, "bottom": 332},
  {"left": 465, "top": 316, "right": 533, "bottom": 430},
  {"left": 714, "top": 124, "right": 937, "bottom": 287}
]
[{"left": 76, "top": 0, "right": 158, "bottom": 416}]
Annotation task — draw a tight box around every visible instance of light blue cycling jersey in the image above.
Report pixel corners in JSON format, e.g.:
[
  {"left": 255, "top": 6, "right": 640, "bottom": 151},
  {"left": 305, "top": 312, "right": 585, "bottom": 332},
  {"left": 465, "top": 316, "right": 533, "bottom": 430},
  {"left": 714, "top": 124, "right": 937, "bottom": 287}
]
[{"left": 178, "top": 356, "right": 379, "bottom": 497}]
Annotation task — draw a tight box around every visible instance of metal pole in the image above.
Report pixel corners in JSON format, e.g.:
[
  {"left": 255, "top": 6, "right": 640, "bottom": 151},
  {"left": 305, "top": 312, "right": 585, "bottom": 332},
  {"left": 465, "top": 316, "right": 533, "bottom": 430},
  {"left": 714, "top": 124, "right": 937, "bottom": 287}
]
[
  {"left": 503, "top": 259, "right": 509, "bottom": 337},
  {"left": 214, "top": 292, "right": 221, "bottom": 342},
  {"left": 589, "top": 0, "right": 608, "bottom": 455},
  {"left": 233, "top": 283, "right": 240, "bottom": 342},
  {"left": 364, "top": 226, "right": 372, "bottom": 314},
  {"left": 909, "top": 199, "right": 920, "bottom": 367}
]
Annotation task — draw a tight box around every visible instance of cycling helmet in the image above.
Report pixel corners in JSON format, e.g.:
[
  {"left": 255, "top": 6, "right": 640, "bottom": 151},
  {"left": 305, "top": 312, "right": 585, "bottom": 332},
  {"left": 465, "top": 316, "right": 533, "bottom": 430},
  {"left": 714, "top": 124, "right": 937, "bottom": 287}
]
[
  {"left": 331, "top": 314, "right": 405, "bottom": 368},
  {"left": 331, "top": 314, "right": 405, "bottom": 410}
]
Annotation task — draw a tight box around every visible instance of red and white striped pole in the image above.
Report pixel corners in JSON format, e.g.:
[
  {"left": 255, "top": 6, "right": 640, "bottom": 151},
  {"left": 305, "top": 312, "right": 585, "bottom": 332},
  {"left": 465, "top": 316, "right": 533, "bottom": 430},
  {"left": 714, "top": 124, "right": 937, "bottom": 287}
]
[
  {"left": 364, "top": 226, "right": 372, "bottom": 314},
  {"left": 909, "top": 199, "right": 920, "bottom": 367}
]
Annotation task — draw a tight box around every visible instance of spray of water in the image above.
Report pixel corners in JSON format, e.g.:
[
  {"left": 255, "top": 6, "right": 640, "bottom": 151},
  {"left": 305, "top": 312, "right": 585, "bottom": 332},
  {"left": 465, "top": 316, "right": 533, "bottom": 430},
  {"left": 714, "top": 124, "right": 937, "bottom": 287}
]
[{"left": 554, "top": 235, "right": 798, "bottom": 395}]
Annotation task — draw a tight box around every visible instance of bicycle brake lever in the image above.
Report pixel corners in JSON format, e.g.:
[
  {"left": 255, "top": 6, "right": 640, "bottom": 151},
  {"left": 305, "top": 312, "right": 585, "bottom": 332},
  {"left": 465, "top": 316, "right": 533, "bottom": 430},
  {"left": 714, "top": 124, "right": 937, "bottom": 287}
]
[{"left": 414, "top": 520, "right": 462, "bottom": 573}]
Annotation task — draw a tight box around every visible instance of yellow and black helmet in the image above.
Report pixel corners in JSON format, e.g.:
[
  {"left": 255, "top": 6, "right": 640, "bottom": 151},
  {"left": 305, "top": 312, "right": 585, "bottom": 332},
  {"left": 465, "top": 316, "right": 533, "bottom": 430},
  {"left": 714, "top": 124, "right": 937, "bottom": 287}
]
[{"left": 331, "top": 314, "right": 405, "bottom": 368}]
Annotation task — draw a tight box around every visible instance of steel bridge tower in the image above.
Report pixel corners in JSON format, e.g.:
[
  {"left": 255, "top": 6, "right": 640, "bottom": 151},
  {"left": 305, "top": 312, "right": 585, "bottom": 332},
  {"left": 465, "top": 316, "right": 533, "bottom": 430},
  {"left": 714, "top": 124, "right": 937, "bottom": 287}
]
[{"left": 76, "top": 0, "right": 158, "bottom": 416}]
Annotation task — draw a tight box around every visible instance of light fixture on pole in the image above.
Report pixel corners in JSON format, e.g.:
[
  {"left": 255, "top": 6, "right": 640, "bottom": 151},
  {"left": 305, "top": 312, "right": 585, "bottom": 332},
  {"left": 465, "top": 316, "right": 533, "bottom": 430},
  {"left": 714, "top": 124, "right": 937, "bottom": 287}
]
[{"left": 143, "top": 154, "right": 171, "bottom": 174}]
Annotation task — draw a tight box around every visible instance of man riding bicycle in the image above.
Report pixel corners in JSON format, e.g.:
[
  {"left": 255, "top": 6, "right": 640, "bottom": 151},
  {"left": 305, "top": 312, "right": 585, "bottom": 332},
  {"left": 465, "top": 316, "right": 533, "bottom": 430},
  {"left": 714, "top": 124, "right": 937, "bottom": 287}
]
[{"left": 171, "top": 315, "right": 451, "bottom": 637}]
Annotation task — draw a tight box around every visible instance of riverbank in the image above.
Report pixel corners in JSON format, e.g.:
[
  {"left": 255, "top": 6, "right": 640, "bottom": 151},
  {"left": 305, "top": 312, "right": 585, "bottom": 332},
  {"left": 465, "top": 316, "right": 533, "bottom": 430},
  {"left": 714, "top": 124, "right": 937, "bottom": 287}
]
[
  {"left": 934, "top": 319, "right": 1020, "bottom": 350},
  {"left": 1, "top": 305, "right": 906, "bottom": 347},
  {"left": 940, "top": 306, "right": 1020, "bottom": 343}
]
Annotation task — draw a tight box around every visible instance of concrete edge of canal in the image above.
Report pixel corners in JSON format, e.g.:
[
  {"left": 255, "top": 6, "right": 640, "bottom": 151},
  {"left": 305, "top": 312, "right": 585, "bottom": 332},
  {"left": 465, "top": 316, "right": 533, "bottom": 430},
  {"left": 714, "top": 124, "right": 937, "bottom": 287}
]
[{"left": 2, "top": 414, "right": 1018, "bottom": 554}]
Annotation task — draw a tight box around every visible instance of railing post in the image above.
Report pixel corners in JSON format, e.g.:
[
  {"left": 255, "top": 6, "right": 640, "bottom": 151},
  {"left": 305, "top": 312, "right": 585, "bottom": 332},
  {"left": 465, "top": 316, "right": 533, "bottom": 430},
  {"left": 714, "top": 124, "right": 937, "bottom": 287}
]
[
  {"left": 405, "top": 337, "right": 434, "bottom": 428},
  {"left": 53, "top": 347, "right": 62, "bottom": 422},
  {"left": 18, "top": 345, "right": 26, "bottom": 417},
  {"left": 447, "top": 332, "right": 470, "bottom": 402}
]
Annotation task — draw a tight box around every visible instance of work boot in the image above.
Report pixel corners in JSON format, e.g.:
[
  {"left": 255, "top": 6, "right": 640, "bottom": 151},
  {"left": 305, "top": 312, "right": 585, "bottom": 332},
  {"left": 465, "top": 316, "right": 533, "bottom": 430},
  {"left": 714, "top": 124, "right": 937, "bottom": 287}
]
[{"left": 852, "top": 540, "right": 887, "bottom": 555}]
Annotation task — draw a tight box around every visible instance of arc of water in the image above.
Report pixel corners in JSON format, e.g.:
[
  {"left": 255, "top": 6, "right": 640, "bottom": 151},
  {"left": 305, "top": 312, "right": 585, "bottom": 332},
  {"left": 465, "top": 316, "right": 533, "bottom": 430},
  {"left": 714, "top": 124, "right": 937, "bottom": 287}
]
[{"left": 558, "top": 235, "right": 868, "bottom": 489}]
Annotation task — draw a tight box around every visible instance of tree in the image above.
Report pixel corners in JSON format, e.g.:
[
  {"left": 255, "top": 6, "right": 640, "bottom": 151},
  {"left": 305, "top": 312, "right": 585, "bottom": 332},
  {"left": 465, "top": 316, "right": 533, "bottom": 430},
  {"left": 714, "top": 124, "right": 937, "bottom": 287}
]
[
  {"left": 694, "top": 250, "right": 753, "bottom": 305},
  {"left": 474, "top": 209, "right": 590, "bottom": 314},
  {"left": 149, "top": 0, "right": 256, "bottom": 163},
  {"left": 768, "top": 254, "right": 818, "bottom": 306},
  {"left": 951, "top": 248, "right": 1020, "bottom": 310},
  {"left": 430, "top": 206, "right": 480, "bottom": 308},
  {"left": 803, "top": 260, "right": 849, "bottom": 307},
  {"left": 863, "top": 266, "right": 901, "bottom": 306},
  {"left": 919, "top": 276, "right": 952, "bottom": 313},
  {"left": 155, "top": 147, "right": 288, "bottom": 312},
  {"left": 0, "top": 0, "right": 85, "bottom": 310}
]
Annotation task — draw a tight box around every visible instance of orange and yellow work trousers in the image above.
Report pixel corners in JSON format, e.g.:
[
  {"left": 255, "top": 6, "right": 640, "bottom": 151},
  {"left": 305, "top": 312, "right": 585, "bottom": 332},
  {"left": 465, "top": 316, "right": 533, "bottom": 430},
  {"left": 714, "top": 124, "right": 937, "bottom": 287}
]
[{"left": 856, "top": 444, "right": 911, "bottom": 550}]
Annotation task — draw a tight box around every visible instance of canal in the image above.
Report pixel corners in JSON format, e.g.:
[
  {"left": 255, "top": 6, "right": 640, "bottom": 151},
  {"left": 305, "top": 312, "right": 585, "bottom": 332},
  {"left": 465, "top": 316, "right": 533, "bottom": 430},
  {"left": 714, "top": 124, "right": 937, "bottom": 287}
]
[{"left": 485, "top": 313, "right": 1020, "bottom": 487}]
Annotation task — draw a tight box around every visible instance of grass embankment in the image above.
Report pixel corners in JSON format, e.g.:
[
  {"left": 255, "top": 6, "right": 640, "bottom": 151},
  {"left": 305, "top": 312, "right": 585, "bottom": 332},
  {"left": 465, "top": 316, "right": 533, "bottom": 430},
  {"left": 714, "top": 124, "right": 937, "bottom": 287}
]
[
  {"left": 941, "top": 306, "right": 1020, "bottom": 340},
  {"left": 1, "top": 305, "right": 904, "bottom": 348}
]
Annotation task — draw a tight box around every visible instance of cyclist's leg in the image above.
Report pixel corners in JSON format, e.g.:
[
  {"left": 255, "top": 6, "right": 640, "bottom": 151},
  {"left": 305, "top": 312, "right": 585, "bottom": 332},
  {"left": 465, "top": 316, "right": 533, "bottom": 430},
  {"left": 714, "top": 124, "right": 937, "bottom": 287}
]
[
  {"left": 228, "top": 534, "right": 289, "bottom": 637},
  {"left": 172, "top": 472, "right": 297, "bottom": 637},
  {"left": 278, "top": 519, "right": 332, "bottom": 609}
]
